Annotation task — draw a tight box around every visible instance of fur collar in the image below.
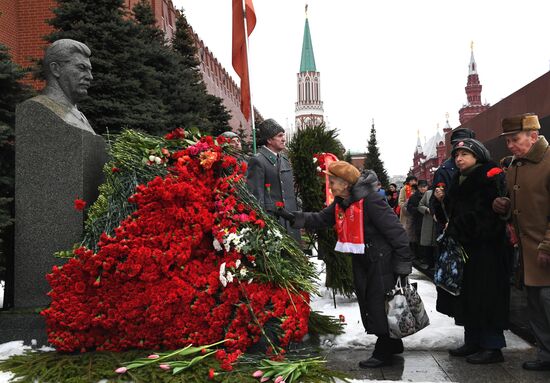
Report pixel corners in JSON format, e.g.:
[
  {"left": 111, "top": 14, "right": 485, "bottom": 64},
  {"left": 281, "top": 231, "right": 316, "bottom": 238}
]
[{"left": 448, "top": 161, "right": 500, "bottom": 198}]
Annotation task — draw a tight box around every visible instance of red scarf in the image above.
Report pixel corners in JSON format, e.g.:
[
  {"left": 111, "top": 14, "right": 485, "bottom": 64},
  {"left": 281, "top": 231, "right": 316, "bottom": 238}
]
[{"left": 334, "top": 199, "right": 365, "bottom": 254}]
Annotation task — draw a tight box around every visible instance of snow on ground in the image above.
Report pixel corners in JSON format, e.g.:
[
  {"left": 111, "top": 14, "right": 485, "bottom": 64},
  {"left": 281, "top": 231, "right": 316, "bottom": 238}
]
[
  {"left": 0, "top": 261, "right": 531, "bottom": 383},
  {"left": 310, "top": 259, "right": 531, "bottom": 351}
]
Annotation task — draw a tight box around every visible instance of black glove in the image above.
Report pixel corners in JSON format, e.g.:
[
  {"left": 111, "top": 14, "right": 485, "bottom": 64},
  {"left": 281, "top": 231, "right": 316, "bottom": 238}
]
[{"left": 273, "top": 207, "right": 295, "bottom": 223}]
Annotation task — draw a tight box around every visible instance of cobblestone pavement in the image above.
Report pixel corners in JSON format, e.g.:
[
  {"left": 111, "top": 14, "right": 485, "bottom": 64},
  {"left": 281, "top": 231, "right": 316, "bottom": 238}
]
[{"left": 325, "top": 348, "right": 550, "bottom": 382}]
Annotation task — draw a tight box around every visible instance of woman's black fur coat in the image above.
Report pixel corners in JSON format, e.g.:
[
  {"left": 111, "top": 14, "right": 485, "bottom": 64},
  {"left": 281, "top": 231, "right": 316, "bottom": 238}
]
[{"left": 433, "top": 161, "right": 512, "bottom": 329}]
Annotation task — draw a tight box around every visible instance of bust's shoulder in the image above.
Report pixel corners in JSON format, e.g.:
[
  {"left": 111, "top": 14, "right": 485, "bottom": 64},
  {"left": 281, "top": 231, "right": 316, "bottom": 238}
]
[{"left": 20, "top": 94, "right": 67, "bottom": 114}]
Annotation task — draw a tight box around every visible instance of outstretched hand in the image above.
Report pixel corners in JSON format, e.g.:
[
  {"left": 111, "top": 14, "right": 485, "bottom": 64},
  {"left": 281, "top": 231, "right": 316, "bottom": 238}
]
[{"left": 273, "top": 207, "right": 295, "bottom": 223}]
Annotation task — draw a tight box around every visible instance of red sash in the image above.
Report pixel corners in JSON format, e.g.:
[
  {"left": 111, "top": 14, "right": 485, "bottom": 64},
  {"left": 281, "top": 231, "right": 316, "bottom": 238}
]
[{"left": 334, "top": 199, "right": 365, "bottom": 254}]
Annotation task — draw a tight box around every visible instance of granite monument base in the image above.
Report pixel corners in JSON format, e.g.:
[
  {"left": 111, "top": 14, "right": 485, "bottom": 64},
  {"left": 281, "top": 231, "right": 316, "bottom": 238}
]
[{"left": 0, "top": 97, "right": 107, "bottom": 345}]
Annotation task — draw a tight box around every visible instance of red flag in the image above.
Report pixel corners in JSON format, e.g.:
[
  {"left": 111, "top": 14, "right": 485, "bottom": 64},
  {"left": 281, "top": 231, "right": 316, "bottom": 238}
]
[{"left": 232, "top": 0, "right": 256, "bottom": 121}]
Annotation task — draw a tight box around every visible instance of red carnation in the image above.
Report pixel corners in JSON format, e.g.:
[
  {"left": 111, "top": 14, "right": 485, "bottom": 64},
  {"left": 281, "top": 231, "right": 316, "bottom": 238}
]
[
  {"left": 111, "top": 167, "right": 119, "bottom": 173},
  {"left": 74, "top": 198, "right": 86, "bottom": 211},
  {"left": 208, "top": 368, "right": 215, "bottom": 380},
  {"left": 436, "top": 182, "right": 446, "bottom": 189},
  {"left": 264, "top": 183, "right": 271, "bottom": 189},
  {"left": 487, "top": 167, "right": 504, "bottom": 178},
  {"left": 275, "top": 201, "right": 285, "bottom": 208}
]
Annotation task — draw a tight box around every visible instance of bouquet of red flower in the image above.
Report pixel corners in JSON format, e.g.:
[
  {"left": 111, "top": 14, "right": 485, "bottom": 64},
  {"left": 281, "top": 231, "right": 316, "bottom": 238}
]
[{"left": 42, "top": 129, "right": 325, "bottom": 370}]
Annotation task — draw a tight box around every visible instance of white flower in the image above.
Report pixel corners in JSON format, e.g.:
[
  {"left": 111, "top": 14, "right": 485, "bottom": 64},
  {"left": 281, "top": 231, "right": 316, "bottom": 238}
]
[
  {"left": 226, "top": 271, "right": 234, "bottom": 283},
  {"left": 313, "top": 157, "right": 318, "bottom": 163},
  {"left": 219, "top": 262, "right": 226, "bottom": 275},
  {"left": 154, "top": 156, "right": 162, "bottom": 164},
  {"left": 235, "top": 259, "right": 241, "bottom": 268},
  {"left": 213, "top": 239, "right": 222, "bottom": 252},
  {"left": 148, "top": 155, "right": 155, "bottom": 162},
  {"left": 239, "top": 267, "right": 247, "bottom": 277},
  {"left": 316, "top": 166, "right": 322, "bottom": 172},
  {"left": 219, "top": 274, "right": 227, "bottom": 287}
]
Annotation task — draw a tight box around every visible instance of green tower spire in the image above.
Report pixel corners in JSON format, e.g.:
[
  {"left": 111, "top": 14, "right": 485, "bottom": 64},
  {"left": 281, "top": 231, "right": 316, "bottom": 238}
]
[{"left": 299, "top": 17, "right": 317, "bottom": 72}]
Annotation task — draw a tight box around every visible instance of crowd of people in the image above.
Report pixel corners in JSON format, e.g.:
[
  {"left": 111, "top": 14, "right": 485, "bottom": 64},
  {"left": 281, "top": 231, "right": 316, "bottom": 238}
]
[{"left": 220, "top": 112, "right": 550, "bottom": 372}]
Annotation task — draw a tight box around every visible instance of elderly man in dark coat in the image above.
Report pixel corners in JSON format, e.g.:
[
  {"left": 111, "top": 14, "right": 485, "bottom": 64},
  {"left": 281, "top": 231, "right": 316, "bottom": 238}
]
[
  {"left": 246, "top": 119, "right": 300, "bottom": 241},
  {"left": 494, "top": 113, "right": 550, "bottom": 371}
]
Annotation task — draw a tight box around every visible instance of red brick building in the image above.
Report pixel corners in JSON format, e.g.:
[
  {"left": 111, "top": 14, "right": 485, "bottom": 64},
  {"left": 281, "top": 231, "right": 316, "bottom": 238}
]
[
  {"left": 458, "top": 43, "right": 490, "bottom": 124},
  {"left": 0, "top": 0, "right": 254, "bottom": 135}
]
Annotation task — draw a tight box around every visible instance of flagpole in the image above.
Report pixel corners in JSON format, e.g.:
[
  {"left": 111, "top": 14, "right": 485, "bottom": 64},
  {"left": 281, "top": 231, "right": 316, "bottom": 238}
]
[{"left": 241, "top": 0, "right": 256, "bottom": 154}]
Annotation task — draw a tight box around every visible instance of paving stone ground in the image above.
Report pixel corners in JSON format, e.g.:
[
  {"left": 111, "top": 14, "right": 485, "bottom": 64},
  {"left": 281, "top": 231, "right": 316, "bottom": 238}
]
[{"left": 324, "top": 348, "right": 550, "bottom": 382}]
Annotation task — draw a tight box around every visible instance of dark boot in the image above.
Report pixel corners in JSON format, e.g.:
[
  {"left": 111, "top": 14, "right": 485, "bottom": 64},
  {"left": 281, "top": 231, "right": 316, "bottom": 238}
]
[
  {"left": 448, "top": 343, "right": 480, "bottom": 357},
  {"left": 358, "top": 356, "right": 391, "bottom": 368},
  {"left": 466, "top": 349, "right": 504, "bottom": 364}
]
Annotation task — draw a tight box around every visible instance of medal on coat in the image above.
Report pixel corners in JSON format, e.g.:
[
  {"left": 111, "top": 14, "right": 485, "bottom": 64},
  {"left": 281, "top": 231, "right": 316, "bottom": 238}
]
[{"left": 334, "top": 199, "right": 365, "bottom": 254}]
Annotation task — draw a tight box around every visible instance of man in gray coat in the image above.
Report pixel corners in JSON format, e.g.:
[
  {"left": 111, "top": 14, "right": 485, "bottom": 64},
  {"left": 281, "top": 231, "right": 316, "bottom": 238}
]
[{"left": 246, "top": 119, "right": 300, "bottom": 242}]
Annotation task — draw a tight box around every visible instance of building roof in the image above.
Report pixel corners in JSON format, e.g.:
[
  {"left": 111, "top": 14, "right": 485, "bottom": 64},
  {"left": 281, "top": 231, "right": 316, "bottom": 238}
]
[
  {"left": 469, "top": 41, "right": 477, "bottom": 75},
  {"left": 300, "top": 18, "right": 317, "bottom": 72},
  {"left": 415, "top": 128, "right": 444, "bottom": 160}
]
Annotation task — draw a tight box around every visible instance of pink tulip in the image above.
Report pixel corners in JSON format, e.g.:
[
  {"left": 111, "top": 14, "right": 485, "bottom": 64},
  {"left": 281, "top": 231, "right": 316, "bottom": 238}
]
[
  {"left": 260, "top": 378, "right": 269, "bottom": 383},
  {"left": 115, "top": 367, "right": 127, "bottom": 374},
  {"left": 274, "top": 376, "right": 284, "bottom": 383},
  {"left": 252, "top": 370, "right": 264, "bottom": 378},
  {"left": 147, "top": 354, "right": 160, "bottom": 359},
  {"left": 159, "top": 364, "right": 171, "bottom": 370}
]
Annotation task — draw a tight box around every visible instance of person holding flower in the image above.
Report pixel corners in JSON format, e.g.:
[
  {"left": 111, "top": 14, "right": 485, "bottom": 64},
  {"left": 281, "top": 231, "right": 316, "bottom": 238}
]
[
  {"left": 246, "top": 119, "right": 300, "bottom": 241},
  {"left": 433, "top": 138, "right": 512, "bottom": 364},
  {"left": 276, "top": 161, "right": 412, "bottom": 368}
]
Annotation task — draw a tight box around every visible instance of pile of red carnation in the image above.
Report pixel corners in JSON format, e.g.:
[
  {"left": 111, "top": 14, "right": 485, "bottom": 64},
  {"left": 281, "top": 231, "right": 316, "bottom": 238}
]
[{"left": 42, "top": 135, "right": 310, "bottom": 370}]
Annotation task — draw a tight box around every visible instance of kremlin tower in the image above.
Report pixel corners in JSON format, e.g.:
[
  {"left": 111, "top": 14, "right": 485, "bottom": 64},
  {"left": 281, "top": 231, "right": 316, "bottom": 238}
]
[
  {"left": 458, "top": 42, "right": 490, "bottom": 124},
  {"left": 294, "top": 5, "right": 324, "bottom": 130}
]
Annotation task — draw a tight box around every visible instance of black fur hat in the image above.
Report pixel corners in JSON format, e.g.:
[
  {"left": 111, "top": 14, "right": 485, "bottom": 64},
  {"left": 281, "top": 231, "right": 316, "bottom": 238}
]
[
  {"left": 451, "top": 138, "right": 490, "bottom": 163},
  {"left": 257, "top": 119, "right": 284, "bottom": 146},
  {"left": 450, "top": 128, "right": 476, "bottom": 143}
]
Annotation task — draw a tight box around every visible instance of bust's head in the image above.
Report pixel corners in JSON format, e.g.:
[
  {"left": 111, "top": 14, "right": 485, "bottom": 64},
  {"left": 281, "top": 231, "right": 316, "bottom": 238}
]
[{"left": 43, "top": 39, "right": 92, "bottom": 105}]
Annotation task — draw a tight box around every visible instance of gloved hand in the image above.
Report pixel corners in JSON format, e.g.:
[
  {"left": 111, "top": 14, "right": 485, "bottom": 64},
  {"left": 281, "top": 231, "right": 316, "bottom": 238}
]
[{"left": 273, "top": 207, "right": 295, "bottom": 223}]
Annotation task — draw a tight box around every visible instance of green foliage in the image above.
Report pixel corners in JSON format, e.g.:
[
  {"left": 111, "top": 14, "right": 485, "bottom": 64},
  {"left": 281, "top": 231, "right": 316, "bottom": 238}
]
[
  {"left": 308, "top": 311, "right": 345, "bottom": 336},
  {"left": 0, "top": 43, "right": 33, "bottom": 280},
  {"left": 44, "top": 0, "right": 230, "bottom": 136},
  {"left": 364, "top": 122, "right": 390, "bottom": 188},
  {"left": 288, "top": 124, "right": 354, "bottom": 297},
  {"left": 0, "top": 348, "right": 349, "bottom": 383},
  {"left": 343, "top": 150, "right": 352, "bottom": 163}
]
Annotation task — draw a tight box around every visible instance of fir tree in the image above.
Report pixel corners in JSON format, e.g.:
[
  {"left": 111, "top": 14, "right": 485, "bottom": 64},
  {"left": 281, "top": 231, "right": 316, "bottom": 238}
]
[
  {"left": 344, "top": 150, "right": 352, "bottom": 163},
  {"left": 288, "top": 124, "right": 354, "bottom": 297},
  {"left": 170, "top": 11, "right": 230, "bottom": 136},
  {"left": 0, "top": 43, "right": 34, "bottom": 306},
  {"left": 364, "top": 120, "right": 390, "bottom": 188}
]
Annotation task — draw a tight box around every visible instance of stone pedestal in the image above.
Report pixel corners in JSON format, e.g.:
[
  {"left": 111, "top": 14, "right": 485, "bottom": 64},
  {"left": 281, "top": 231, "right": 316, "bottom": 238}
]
[{"left": 12, "top": 97, "right": 106, "bottom": 311}]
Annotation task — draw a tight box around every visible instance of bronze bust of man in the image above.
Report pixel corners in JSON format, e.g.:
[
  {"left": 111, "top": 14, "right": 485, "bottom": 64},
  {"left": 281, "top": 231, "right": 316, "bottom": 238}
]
[{"left": 32, "top": 39, "right": 95, "bottom": 133}]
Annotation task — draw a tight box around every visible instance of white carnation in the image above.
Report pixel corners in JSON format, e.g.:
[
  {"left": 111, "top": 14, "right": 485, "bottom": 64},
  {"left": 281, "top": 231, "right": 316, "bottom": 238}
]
[
  {"left": 213, "top": 238, "right": 222, "bottom": 252},
  {"left": 219, "top": 274, "right": 227, "bottom": 287}
]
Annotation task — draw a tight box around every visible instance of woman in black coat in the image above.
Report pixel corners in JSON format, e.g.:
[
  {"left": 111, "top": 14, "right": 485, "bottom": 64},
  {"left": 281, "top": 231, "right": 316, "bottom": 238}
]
[
  {"left": 278, "top": 161, "right": 412, "bottom": 368},
  {"left": 433, "top": 138, "right": 512, "bottom": 364}
]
